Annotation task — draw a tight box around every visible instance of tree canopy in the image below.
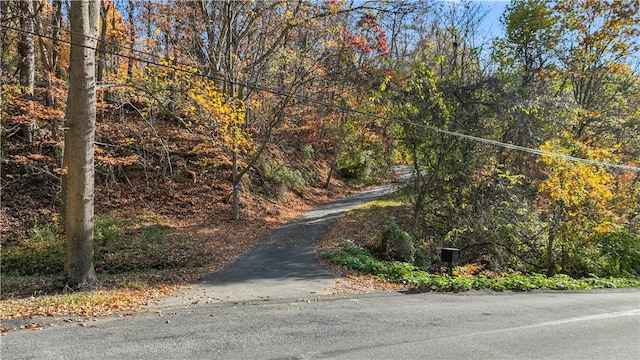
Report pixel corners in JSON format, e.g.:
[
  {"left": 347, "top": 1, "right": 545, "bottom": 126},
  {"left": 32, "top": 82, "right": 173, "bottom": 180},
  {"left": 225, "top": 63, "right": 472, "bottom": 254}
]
[{"left": 1, "top": 0, "right": 638, "bottom": 283}]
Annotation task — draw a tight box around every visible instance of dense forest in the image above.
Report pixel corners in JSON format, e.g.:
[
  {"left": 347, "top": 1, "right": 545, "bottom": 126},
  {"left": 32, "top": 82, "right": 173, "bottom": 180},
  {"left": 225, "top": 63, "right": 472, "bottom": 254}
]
[{"left": 1, "top": 0, "right": 639, "bottom": 289}]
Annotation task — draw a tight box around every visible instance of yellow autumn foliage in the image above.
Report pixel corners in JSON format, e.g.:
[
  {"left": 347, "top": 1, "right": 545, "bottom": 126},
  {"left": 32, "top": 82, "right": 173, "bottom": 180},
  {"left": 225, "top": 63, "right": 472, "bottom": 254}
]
[{"left": 538, "top": 139, "right": 618, "bottom": 225}]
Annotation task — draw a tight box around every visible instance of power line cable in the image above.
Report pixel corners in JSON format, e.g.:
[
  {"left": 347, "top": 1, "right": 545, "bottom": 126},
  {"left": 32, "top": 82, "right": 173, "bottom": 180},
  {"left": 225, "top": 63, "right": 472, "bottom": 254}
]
[
  {"left": 2, "top": 21, "right": 639, "bottom": 173},
  {"left": 1, "top": 7, "right": 171, "bottom": 65},
  {"left": 0, "top": 8, "right": 228, "bottom": 84}
]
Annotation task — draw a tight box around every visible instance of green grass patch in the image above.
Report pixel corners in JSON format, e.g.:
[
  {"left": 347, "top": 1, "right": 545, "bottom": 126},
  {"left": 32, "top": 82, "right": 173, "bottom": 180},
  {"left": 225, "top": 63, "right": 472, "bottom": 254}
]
[
  {"left": 356, "top": 186, "right": 411, "bottom": 210},
  {"left": 1, "top": 223, "right": 65, "bottom": 276},
  {"left": 1, "top": 213, "right": 212, "bottom": 299},
  {"left": 1, "top": 215, "right": 174, "bottom": 278},
  {"left": 320, "top": 243, "right": 640, "bottom": 291}
]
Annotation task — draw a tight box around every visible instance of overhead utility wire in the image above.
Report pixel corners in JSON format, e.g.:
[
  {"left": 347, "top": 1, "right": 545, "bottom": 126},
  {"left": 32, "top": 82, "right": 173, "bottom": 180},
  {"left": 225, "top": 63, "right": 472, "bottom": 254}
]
[
  {"left": 2, "top": 22, "right": 639, "bottom": 173},
  {"left": 0, "top": 9, "right": 232, "bottom": 88},
  {"left": 0, "top": 8, "right": 180, "bottom": 70}
]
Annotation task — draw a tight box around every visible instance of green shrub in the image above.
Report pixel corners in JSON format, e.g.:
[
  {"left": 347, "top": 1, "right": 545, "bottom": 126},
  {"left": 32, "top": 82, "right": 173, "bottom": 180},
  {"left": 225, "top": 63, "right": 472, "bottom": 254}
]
[
  {"left": 263, "top": 161, "right": 308, "bottom": 190},
  {"left": 598, "top": 231, "right": 640, "bottom": 277},
  {"left": 338, "top": 149, "right": 372, "bottom": 181},
  {"left": 4, "top": 216, "right": 125, "bottom": 276},
  {"left": 95, "top": 223, "right": 172, "bottom": 273},
  {"left": 140, "top": 224, "right": 169, "bottom": 242},
  {"left": 320, "top": 243, "right": 640, "bottom": 291},
  {"left": 3, "top": 215, "right": 193, "bottom": 277},
  {"left": 95, "top": 215, "right": 124, "bottom": 245},
  {"left": 2, "top": 223, "right": 65, "bottom": 276},
  {"left": 380, "top": 220, "right": 415, "bottom": 263},
  {"left": 300, "top": 144, "right": 315, "bottom": 159},
  {"left": 413, "top": 245, "right": 432, "bottom": 270}
]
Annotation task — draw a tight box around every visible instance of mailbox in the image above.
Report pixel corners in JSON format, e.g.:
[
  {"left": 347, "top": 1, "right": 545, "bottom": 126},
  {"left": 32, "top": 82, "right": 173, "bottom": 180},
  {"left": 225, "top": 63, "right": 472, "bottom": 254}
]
[{"left": 441, "top": 247, "right": 460, "bottom": 263}]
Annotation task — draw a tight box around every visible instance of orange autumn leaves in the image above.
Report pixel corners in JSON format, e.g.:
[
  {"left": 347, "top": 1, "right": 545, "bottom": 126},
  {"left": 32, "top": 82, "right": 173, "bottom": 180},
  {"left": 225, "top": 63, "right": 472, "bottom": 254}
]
[{"left": 0, "top": 285, "right": 177, "bottom": 323}]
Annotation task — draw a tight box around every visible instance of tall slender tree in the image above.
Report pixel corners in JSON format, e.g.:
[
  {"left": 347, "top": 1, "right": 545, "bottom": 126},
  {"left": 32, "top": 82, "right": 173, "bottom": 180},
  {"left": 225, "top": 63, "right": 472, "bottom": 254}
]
[
  {"left": 62, "top": 0, "right": 100, "bottom": 287},
  {"left": 195, "top": 0, "right": 305, "bottom": 220},
  {"left": 17, "top": 0, "right": 36, "bottom": 142},
  {"left": 17, "top": 0, "right": 35, "bottom": 95}
]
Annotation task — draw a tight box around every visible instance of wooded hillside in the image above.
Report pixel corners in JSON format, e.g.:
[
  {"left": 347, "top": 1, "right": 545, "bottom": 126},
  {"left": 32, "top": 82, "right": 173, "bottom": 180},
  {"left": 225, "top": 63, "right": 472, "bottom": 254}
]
[{"left": 2, "top": 0, "right": 639, "bottom": 287}]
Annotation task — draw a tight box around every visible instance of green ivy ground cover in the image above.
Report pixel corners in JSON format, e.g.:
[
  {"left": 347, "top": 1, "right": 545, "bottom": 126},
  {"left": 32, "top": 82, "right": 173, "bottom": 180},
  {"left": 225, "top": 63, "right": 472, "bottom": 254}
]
[{"left": 321, "top": 244, "right": 640, "bottom": 291}]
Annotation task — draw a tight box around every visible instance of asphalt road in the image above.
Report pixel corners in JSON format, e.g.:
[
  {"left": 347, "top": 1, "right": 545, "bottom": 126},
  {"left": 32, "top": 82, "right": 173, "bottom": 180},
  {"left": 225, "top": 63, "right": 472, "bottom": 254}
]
[
  {"left": 2, "top": 166, "right": 639, "bottom": 359},
  {"left": 2, "top": 290, "right": 639, "bottom": 359}
]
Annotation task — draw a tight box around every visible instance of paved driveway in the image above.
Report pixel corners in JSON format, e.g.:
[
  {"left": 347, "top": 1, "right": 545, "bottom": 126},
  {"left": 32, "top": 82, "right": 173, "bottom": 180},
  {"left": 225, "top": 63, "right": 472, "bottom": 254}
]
[{"left": 157, "top": 165, "right": 413, "bottom": 308}]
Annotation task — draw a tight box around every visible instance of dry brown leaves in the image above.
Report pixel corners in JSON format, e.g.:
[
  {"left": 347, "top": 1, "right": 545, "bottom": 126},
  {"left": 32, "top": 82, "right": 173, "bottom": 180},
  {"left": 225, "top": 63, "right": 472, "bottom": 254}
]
[
  {"left": 1, "top": 161, "right": 353, "bottom": 328},
  {"left": 0, "top": 286, "right": 177, "bottom": 320},
  {"left": 1, "top": 104, "right": 395, "bottom": 328}
]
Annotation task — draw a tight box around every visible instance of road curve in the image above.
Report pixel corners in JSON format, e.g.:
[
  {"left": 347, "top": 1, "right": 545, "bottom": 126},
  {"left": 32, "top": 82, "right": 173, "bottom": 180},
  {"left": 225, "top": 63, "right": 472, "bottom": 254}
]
[{"left": 156, "top": 165, "right": 414, "bottom": 309}]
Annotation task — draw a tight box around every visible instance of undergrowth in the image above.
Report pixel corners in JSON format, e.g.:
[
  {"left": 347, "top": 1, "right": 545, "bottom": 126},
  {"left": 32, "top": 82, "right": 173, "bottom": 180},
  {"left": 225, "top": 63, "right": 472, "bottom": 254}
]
[
  {"left": 1, "top": 214, "right": 212, "bottom": 299},
  {"left": 321, "top": 243, "right": 640, "bottom": 291}
]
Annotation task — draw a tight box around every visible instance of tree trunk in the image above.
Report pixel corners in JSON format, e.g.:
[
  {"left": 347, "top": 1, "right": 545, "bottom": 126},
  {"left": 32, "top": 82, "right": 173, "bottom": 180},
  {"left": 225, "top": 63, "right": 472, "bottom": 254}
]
[
  {"left": 49, "top": 0, "right": 63, "bottom": 141},
  {"left": 126, "top": 0, "right": 135, "bottom": 79},
  {"left": 62, "top": 0, "right": 100, "bottom": 287},
  {"left": 18, "top": 0, "right": 35, "bottom": 95},
  {"left": 52, "top": 0, "right": 63, "bottom": 78},
  {"left": 97, "top": 0, "right": 108, "bottom": 84},
  {"left": 546, "top": 230, "right": 556, "bottom": 277},
  {"left": 96, "top": 0, "right": 109, "bottom": 122},
  {"left": 224, "top": 1, "right": 241, "bottom": 221},
  {"left": 232, "top": 150, "right": 239, "bottom": 221},
  {"left": 546, "top": 205, "right": 563, "bottom": 277},
  {"left": 18, "top": 0, "right": 36, "bottom": 142},
  {"left": 34, "top": 0, "right": 60, "bottom": 141}
]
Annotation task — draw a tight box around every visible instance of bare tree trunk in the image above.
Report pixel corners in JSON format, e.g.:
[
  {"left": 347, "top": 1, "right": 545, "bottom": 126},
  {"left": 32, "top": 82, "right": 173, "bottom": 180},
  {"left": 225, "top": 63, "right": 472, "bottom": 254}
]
[
  {"left": 127, "top": 0, "right": 135, "bottom": 79},
  {"left": 96, "top": 0, "right": 108, "bottom": 84},
  {"left": 50, "top": 0, "right": 63, "bottom": 141},
  {"left": 51, "top": 0, "right": 62, "bottom": 78},
  {"left": 62, "top": 0, "right": 100, "bottom": 287},
  {"left": 223, "top": 1, "right": 241, "bottom": 221},
  {"left": 34, "top": 0, "right": 61, "bottom": 141},
  {"left": 18, "top": 0, "right": 36, "bottom": 142},
  {"left": 96, "top": 0, "right": 109, "bottom": 122},
  {"left": 232, "top": 150, "right": 239, "bottom": 221},
  {"left": 18, "top": 0, "right": 35, "bottom": 94},
  {"left": 546, "top": 230, "right": 556, "bottom": 277},
  {"left": 546, "top": 206, "right": 562, "bottom": 277}
]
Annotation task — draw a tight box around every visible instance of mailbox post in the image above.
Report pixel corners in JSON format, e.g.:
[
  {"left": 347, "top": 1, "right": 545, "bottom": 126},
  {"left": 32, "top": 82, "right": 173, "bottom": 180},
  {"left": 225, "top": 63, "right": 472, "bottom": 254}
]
[{"left": 441, "top": 247, "right": 460, "bottom": 276}]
